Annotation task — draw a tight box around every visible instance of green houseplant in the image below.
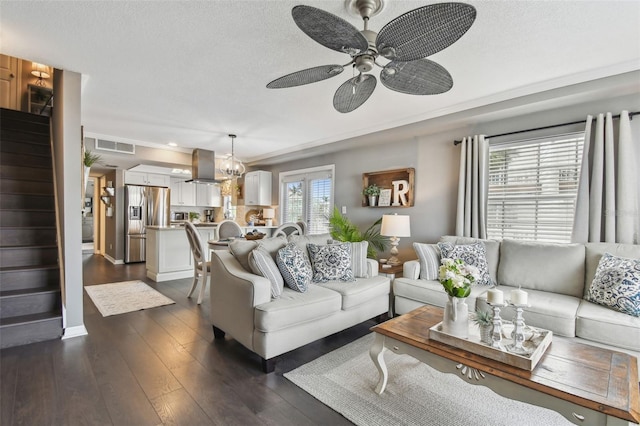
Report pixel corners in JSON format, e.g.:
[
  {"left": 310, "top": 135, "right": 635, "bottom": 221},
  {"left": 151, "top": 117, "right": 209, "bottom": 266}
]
[
  {"left": 472, "top": 308, "right": 494, "bottom": 344},
  {"left": 83, "top": 150, "right": 102, "bottom": 197},
  {"left": 362, "top": 184, "right": 381, "bottom": 207},
  {"left": 328, "top": 206, "right": 388, "bottom": 258},
  {"left": 83, "top": 150, "right": 102, "bottom": 167}
]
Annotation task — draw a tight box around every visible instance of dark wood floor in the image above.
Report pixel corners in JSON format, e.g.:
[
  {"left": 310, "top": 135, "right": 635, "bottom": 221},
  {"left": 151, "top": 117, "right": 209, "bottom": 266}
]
[{"left": 1, "top": 254, "right": 375, "bottom": 425}]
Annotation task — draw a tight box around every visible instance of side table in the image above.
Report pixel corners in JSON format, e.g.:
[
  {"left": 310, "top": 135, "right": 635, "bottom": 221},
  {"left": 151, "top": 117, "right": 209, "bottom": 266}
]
[{"left": 378, "top": 262, "right": 403, "bottom": 317}]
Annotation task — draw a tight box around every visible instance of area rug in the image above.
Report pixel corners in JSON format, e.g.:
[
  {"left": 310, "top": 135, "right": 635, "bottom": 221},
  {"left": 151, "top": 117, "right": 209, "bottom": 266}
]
[
  {"left": 285, "top": 334, "right": 572, "bottom": 426},
  {"left": 85, "top": 280, "right": 175, "bottom": 317}
]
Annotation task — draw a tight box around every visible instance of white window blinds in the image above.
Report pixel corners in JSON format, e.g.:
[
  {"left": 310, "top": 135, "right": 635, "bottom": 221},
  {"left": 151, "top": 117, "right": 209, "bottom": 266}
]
[
  {"left": 280, "top": 166, "right": 333, "bottom": 235},
  {"left": 487, "top": 132, "right": 584, "bottom": 243}
]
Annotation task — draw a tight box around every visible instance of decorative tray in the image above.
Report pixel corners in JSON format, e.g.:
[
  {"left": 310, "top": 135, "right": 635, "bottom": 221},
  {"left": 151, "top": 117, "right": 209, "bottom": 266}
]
[
  {"left": 429, "top": 321, "right": 552, "bottom": 371},
  {"left": 244, "top": 233, "right": 266, "bottom": 240}
]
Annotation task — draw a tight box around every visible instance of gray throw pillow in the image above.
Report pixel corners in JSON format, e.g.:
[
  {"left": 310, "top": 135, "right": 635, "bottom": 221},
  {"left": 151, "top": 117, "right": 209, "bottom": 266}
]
[
  {"left": 308, "top": 243, "right": 355, "bottom": 283},
  {"left": 249, "top": 247, "right": 285, "bottom": 299},
  {"left": 413, "top": 243, "right": 440, "bottom": 280},
  {"left": 229, "top": 239, "right": 258, "bottom": 271},
  {"left": 437, "top": 241, "right": 493, "bottom": 286},
  {"left": 276, "top": 243, "right": 312, "bottom": 292},
  {"left": 587, "top": 253, "right": 640, "bottom": 317},
  {"left": 349, "top": 241, "right": 369, "bottom": 278}
]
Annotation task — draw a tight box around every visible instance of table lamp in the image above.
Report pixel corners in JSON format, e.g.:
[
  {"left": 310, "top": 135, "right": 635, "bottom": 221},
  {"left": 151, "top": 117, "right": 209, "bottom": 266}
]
[
  {"left": 263, "top": 208, "right": 275, "bottom": 226},
  {"left": 380, "top": 214, "right": 411, "bottom": 266}
]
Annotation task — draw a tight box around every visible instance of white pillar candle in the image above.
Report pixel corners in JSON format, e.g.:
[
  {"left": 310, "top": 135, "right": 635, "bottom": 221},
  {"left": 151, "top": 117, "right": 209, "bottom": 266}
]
[
  {"left": 486, "top": 289, "right": 504, "bottom": 305},
  {"left": 511, "top": 288, "right": 528, "bottom": 305}
]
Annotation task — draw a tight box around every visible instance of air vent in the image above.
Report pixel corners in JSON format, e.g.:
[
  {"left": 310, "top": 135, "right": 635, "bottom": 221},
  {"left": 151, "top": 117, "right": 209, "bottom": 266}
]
[{"left": 95, "top": 138, "right": 135, "bottom": 155}]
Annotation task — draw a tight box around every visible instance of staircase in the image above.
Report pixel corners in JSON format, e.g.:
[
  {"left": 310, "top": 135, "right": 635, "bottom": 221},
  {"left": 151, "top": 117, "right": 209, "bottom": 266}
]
[{"left": 0, "top": 107, "right": 63, "bottom": 349}]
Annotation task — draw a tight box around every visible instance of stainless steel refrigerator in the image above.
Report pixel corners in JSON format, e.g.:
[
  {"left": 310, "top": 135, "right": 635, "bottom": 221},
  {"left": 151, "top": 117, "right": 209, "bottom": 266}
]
[{"left": 124, "top": 185, "right": 170, "bottom": 263}]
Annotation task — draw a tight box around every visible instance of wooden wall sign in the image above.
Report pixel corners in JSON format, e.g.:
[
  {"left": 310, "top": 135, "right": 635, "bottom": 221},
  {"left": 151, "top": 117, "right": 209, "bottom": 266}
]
[{"left": 362, "top": 168, "right": 415, "bottom": 207}]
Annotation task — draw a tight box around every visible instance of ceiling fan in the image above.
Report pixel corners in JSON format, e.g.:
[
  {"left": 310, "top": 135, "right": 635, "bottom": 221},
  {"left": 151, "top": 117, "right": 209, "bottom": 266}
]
[{"left": 266, "top": 0, "right": 476, "bottom": 113}]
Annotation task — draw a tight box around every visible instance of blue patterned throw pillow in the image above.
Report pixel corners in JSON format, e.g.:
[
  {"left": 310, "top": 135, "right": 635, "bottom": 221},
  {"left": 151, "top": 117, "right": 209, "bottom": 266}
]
[
  {"left": 437, "top": 241, "right": 492, "bottom": 286},
  {"left": 587, "top": 253, "right": 640, "bottom": 317},
  {"left": 276, "top": 243, "right": 312, "bottom": 293},
  {"left": 308, "top": 243, "right": 355, "bottom": 283}
]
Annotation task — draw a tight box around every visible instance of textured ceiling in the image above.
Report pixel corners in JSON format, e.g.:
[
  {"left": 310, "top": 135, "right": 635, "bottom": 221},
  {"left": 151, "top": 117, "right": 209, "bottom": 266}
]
[{"left": 2, "top": 1, "right": 639, "bottom": 165}]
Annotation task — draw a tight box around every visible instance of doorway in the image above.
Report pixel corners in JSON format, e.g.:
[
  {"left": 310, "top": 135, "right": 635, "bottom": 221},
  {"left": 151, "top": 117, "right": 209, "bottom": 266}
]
[{"left": 82, "top": 177, "right": 96, "bottom": 253}]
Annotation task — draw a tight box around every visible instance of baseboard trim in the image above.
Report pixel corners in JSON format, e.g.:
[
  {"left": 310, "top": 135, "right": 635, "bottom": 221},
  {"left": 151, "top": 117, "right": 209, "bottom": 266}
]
[
  {"left": 62, "top": 325, "right": 88, "bottom": 339},
  {"left": 147, "top": 269, "right": 193, "bottom": 282},
  {"left": 104, "top": 254, "right": 124, "bottom": 265}
]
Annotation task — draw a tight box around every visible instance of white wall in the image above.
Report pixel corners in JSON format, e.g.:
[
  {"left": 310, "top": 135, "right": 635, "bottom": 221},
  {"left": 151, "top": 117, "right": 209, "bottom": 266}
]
[{"left": 258, "top": 89, "right": 640, "bottom": 261}]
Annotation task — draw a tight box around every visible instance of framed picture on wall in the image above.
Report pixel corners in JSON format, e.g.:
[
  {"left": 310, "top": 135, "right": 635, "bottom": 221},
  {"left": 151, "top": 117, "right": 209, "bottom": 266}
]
[{"left": 378, "top": 189, "right": 392, "bottom": 207}]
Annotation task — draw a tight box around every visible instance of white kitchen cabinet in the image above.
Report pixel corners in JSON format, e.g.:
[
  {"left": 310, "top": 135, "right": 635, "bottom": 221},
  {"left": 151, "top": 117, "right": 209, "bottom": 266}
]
[
  {"left": 170, "top": 177, "right": 196, "bottom": 206},
  {"left": 244, "top": 171, "right": 272, "bottom": 206},
  {"left": 146, "top": 227, "right": 193, "bottom": 281},
  {"left": 197, "top": 227, "right": 217, "bottom": 260},
  {"left": 125, "top": 171, "right": 170, "bottom": 187},
  {"left": 196, "top": 183, "right": 222, "bottom": 207}
]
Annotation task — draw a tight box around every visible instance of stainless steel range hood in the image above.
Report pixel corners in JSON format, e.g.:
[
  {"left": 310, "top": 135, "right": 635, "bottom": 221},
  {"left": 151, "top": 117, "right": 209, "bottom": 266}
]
[{"left": 185, "top": 149, "right": 224, "bottom": 184}]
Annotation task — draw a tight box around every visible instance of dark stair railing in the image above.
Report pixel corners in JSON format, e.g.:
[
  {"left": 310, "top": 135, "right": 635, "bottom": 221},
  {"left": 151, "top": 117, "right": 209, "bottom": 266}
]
[{"left": 0, "top": 107, "right": 63, "bottom": 348}]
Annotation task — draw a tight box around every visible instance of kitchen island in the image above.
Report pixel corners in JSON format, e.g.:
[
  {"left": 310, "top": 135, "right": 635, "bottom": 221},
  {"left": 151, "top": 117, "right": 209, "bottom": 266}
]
[{"left": 145, "top": 224, "right": 276, "bottom": 282}]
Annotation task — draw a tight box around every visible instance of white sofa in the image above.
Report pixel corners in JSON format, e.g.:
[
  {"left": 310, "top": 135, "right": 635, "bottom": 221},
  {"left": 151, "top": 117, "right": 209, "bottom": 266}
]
[
  {"left": 209, "top": 233, "right": 391, "bottom": 372},
  {"left": 393, "top": 236, "right": 640, "bottom": 358}
]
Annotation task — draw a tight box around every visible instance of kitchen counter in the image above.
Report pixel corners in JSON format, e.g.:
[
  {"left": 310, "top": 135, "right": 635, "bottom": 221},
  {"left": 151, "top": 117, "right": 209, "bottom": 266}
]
[{"left": 146, "top": 224, "right": 280, "bottom": 282}]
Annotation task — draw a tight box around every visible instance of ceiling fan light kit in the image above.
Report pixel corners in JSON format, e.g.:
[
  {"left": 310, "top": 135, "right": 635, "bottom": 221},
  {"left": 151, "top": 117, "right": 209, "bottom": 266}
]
[{"left": 266, "top": 0, "right": 476, "bottom": 113}]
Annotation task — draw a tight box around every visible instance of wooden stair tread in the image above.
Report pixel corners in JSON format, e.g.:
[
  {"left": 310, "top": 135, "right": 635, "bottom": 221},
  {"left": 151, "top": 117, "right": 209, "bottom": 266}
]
[
  {"left": 0, "top": 284, "right": 61, "bottom": 298},
  {"left": 0, "top": 244, "right": 58, "bottom": 249},
  {"left": 0, "top": 264, "right": 59, "bottom": 273},
  {"left": 0, "top": 226, "right": 56, "bottom": 230},
  {"left": 0, "top": 311, "right": 62, "bottom": 327}
]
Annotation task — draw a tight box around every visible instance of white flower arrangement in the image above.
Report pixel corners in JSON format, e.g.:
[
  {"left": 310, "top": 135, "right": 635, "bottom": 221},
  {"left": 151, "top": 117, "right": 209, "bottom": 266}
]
[{"left": 438, "top": 258, "right": 480, "bottom": 298}]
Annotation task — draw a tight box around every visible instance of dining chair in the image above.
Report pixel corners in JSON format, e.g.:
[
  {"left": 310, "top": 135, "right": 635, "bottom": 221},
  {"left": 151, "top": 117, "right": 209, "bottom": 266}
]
[
  {"left": 296, "top": 221, "right": 308, "bottom": 235},
  {"left": 273, "top": 222, "right": 302, "bottom": 238},
  {"left": 184, "top": 222, "right": 210, "bottom": 304},
  {"left": 217, "top": 219, "right": 243, "bottom": 239}
]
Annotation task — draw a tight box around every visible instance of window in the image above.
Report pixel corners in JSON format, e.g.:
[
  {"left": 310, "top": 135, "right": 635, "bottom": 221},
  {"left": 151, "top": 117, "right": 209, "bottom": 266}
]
[
  {"left": 280, "top": 165, "right": 334, "bottom": 235},
  {"left": 487, "top": 132, "right": 584, "bottom": 243}
]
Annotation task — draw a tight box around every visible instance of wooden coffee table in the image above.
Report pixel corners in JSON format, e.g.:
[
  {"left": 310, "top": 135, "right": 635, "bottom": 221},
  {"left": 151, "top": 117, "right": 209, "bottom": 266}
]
[{"left": 370, "top": 305, "right": 640, "bottom": 425}]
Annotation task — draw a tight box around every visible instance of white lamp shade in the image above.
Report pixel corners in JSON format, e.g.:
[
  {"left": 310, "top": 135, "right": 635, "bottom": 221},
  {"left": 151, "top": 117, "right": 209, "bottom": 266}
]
[
  {"left": 31, "top": 62, "right": 51, "bottom": 79},
  {"left": 263, "top": 208, "right": 275, "bottom": 219},
  {"left": 380, "top": 214, "right": 411, "bottom": 237}
]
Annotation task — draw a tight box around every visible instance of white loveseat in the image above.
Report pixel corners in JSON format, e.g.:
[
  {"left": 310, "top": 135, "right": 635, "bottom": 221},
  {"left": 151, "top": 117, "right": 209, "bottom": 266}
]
[
  {"left": 393, "top": 236, "right": 640, "bottom": 358},
  {"left": 209, "top": 233, "right": 391, "bottom": 372}
]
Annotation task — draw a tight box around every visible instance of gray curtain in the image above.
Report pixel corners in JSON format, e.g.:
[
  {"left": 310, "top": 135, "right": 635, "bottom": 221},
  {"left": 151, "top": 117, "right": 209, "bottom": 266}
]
[
  {"left": 572, "top": 111, "right": 639, "bottom": 244},
  {"left": 455, "top": 135, "right": 489, "bottom": 238}
]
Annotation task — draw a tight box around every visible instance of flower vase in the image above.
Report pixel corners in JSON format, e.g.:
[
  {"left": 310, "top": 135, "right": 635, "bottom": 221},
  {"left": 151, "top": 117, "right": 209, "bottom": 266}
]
[
  {"left": 368, "top": 195, "right": 378, "bottom": 207},
  {"left": 442, "top": 296, "right": 469, "bottom": 338}
]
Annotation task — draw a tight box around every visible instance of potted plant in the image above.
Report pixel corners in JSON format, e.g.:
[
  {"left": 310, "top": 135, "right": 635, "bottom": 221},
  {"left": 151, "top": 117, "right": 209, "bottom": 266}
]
[
  {"left": 472, "top": 308, "right": 494, "bottom": 344},
  {"left": 189, "top": 212, "right": 200, "bottom": 223},
  {"left": 363, "top": 184, "right": 381, "bottom": 207},
  {"left": 83, "top": 150, "right": 102, "bottom": 195},
  {"left": 84, "top": 150, "right": 102, "bottom": 168},
  {"left": 328, "top": 206, "right": 389, "bottom": 258}
]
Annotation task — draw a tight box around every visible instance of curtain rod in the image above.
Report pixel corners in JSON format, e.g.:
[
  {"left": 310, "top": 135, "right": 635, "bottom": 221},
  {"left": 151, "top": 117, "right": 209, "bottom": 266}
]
[{"left": 453, "top": 111, "right": 640, "bottom": 146}]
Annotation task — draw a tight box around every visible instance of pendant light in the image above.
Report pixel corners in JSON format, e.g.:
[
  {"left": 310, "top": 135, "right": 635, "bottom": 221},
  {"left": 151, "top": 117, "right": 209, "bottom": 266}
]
[{"left": 222, "top": 134, "right": 245, "bottom": 179}]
